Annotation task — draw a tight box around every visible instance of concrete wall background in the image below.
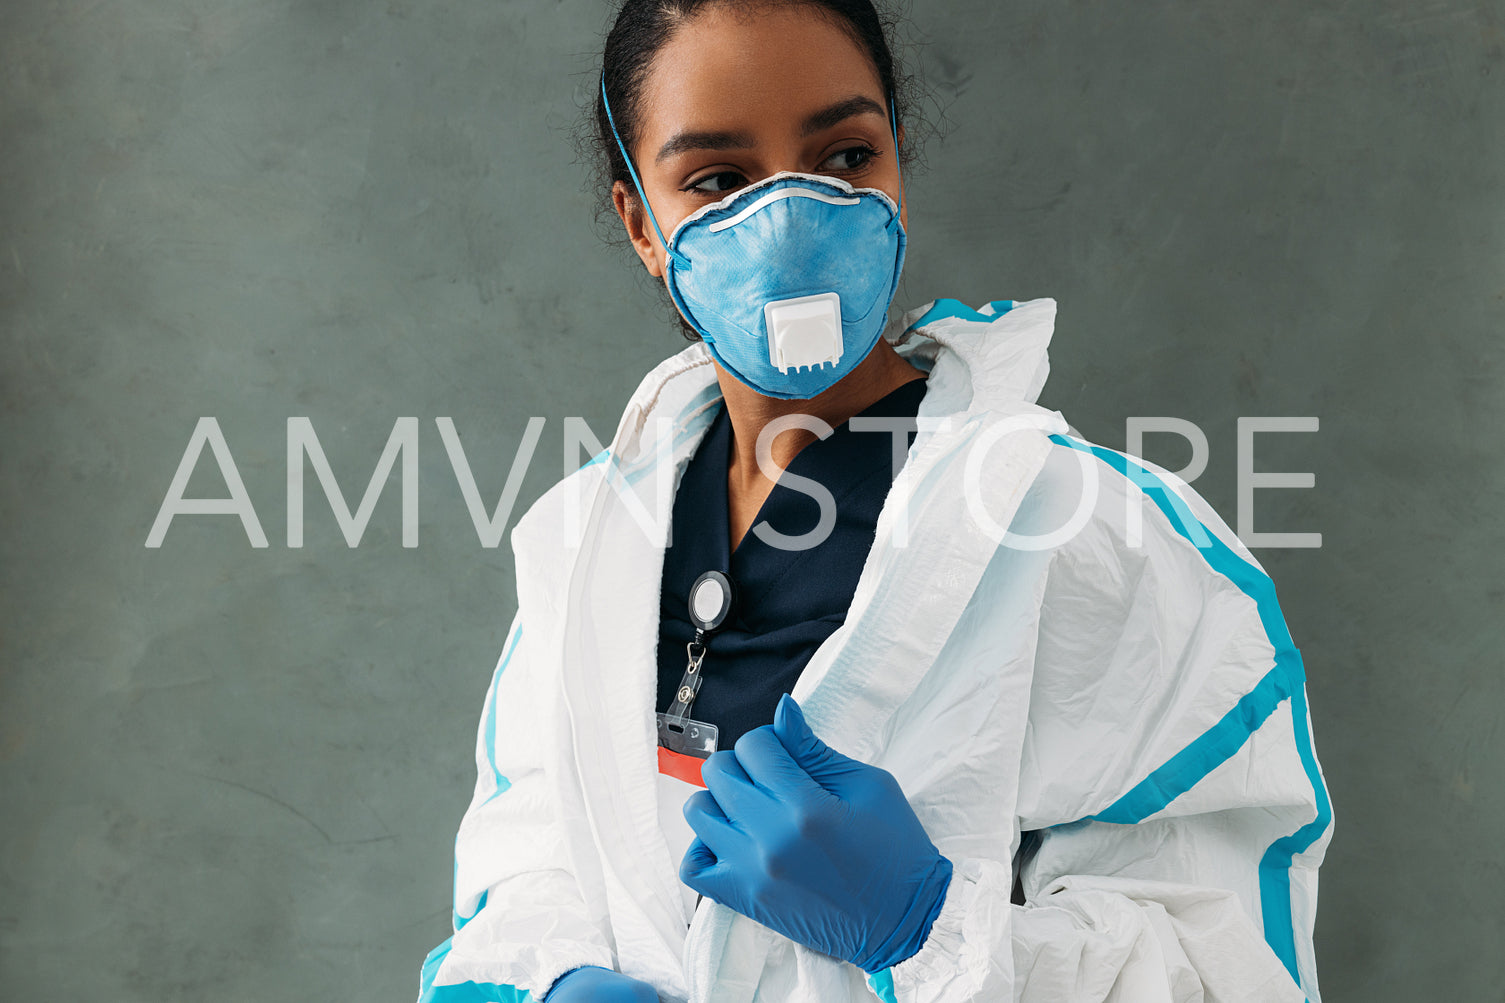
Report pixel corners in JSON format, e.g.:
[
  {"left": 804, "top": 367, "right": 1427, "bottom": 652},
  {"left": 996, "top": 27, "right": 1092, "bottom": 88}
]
[{"left": 2, "top": 1, "right": 1501, "bottom": 999}]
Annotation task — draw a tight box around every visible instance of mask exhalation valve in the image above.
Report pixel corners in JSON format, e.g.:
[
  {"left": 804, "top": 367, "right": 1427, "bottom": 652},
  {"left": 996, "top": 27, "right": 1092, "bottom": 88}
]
[{"left": 764, "top": 292, "right": 844, "bottom": 374}]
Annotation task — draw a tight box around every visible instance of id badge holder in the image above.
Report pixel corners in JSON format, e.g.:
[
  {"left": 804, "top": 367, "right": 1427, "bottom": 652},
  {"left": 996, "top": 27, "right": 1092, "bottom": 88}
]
[
  {"left": 656, "top": 571, "right": 734, "bottom": 760},
  {"left": 656, "top": 638, "right": 719, "bottom": 757}
]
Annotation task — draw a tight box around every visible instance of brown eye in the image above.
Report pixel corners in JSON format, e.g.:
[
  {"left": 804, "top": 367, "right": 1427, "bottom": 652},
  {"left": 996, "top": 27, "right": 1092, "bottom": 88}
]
[
  {"left": 688, "top": 171, "right": 748, "bottom": 194},
  {"left": 818, "top": 146, "right": 876, "bottom": 173}
]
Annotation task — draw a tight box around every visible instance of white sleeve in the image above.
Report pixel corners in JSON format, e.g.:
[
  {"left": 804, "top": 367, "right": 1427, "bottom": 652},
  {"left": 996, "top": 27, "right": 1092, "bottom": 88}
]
[
  {"left": 881, "top": 440, "right": 1333, "bottom": 1003},
  {"left": 417, "top": 613, "right": 615, "bottom": 1002}
]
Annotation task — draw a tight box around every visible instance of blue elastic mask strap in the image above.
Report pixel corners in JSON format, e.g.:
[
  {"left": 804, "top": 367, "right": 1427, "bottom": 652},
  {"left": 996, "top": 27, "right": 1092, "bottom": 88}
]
[
  {"left": 601, "top": 75, "right": 685, "bottom": 266},
  {"left": 889, "top": 93, "right": 904, "bottom": 226}
]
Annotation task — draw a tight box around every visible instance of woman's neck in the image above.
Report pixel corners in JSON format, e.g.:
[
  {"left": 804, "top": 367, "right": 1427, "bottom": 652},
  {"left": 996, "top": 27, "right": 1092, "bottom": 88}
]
[{"left": 717, "top": 337, "right": 926, "bottom": 549}]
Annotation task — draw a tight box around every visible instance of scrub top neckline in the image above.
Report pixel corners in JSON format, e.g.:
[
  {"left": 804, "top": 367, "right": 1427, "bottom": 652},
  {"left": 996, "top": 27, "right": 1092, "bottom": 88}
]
[
  {"left": 656, "top": 370, "right": 931, "bottom": 745},
  {"left": 708, "top": 374, "right": 930, "bottom": 564}
]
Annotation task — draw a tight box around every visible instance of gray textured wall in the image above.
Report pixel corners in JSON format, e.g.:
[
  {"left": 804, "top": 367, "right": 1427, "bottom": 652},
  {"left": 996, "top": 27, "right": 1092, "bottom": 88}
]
[{"left": 2, "top": 1, "right": 1501, "bottom": 1000}]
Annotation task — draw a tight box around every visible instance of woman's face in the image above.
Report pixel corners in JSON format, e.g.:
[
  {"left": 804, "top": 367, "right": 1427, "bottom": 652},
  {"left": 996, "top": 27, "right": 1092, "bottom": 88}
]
[{"left": 614, "top": 3, "right": 906, "bottom": 280}]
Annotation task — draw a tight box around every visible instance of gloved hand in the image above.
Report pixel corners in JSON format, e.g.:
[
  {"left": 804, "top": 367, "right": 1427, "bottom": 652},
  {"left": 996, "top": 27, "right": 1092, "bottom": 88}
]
[
  {"left": 680, "top": 694, "right": 952, "bottom": 974},
  {"left": 542, "top": 965, "right": 658, "bottom": 1002}
]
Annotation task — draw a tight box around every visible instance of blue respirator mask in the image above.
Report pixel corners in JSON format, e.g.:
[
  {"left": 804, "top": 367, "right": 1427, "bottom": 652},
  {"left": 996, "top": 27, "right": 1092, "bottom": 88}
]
[{"left": 603, "top": 78, "right": 907, "bottom": 400}]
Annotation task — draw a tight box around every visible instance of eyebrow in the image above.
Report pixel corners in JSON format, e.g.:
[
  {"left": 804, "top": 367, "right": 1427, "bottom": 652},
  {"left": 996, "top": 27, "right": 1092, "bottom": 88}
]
[
  {"left": 655, "top": 128, "right": 754, "bottom": 164},
  {"left": 800, "top": 95, "right": 887, "bottom": 136},
  {"left": 654, "top": 95, "right": 889, "bottom": 164}
]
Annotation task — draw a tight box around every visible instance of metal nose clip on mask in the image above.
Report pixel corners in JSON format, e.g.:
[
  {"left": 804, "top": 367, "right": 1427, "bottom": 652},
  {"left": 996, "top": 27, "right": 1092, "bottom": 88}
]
[{"left": 602, "top": 77, "right": 908, "bottom": 400}]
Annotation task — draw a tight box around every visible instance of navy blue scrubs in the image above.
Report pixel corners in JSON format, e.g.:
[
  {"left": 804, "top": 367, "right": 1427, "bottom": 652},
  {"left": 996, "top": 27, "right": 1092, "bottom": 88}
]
[{"left": 656, "top": 376, "right": 928, "bottom": 748}]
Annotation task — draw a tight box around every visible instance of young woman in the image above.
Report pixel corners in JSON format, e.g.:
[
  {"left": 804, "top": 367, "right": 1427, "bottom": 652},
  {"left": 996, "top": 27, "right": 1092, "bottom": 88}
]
[{"left": 418, "top": 2, "right": 1332, "bottom": 1001}]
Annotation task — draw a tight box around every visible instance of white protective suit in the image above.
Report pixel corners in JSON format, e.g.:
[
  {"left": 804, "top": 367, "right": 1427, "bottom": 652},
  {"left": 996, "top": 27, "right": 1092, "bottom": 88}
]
[{"left": 417, "top": 297, "right": 1333, "bottom": 1003}]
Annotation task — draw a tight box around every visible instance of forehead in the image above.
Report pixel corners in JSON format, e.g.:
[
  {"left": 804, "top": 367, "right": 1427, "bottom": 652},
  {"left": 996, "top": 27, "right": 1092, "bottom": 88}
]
[{"left": 635, "top": 5, "right": 886, "bottom": 143}]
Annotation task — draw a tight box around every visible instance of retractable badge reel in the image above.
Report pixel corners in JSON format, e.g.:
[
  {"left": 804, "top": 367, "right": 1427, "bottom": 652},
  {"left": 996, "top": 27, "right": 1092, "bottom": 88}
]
[{"left": 657, "top": 570, "right": 735, "bottom": 759}]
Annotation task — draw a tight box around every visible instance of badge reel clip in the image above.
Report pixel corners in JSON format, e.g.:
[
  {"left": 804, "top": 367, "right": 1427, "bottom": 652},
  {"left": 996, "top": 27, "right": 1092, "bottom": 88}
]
[{"left": 657, "top": 570, "right": 735, "bottom": 759}]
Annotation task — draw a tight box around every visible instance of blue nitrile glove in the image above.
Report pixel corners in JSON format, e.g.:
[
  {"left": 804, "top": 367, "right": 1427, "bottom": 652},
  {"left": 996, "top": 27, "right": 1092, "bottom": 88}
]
[
  {"left": 542, "top": 965, "right": 658, "bottom": 1002},
  {"left": 680, "top": 694, "right": 953, "bottom": 974}
]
